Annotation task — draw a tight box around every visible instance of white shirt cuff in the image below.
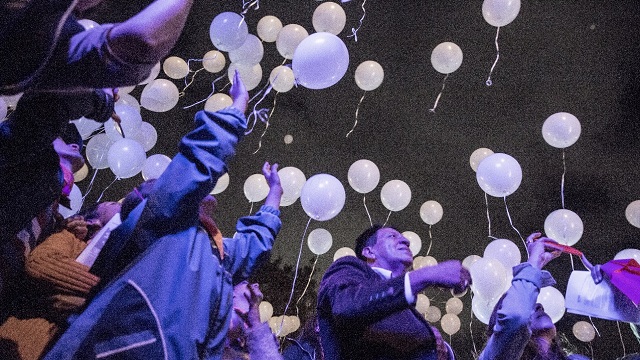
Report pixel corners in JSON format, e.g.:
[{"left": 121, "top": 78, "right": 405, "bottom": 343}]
[{"left": 404, "top": 272, "right": 416, "bottom": 304}]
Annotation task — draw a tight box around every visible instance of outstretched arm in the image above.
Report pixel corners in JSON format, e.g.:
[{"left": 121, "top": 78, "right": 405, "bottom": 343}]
[{"left": 262, "top": 162, "right": 283, "bottom": 210}]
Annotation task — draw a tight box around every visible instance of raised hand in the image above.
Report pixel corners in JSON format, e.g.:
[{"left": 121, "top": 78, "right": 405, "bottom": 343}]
[
  {"left": 229, "top": 70, "right": 249, "bottom": 114},
  {"left": 526, "top": 232, "right": 561, "bottom": 269}
]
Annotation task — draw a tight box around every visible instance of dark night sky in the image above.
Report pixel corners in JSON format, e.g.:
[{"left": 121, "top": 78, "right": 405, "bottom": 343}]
[{"left": 81, "top": 1, "right": 640, "bottom": 358}]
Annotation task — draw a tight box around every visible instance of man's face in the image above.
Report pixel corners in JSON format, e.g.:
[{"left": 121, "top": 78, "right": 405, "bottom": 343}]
[
  {"left": 366, "top": 228, "right": 413, "bottom": 270},
  {"left": 529, "top": 303, "right": 556, "bottom": 336},
  {"left": 53, "top": 137, "right": 84, "bottom": 173}
]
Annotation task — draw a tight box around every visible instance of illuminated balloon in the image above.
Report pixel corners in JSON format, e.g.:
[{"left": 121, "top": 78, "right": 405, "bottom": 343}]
[
  {"left": 347, "top": 159, "right": 380, "bottom": 194},
  {"left": 470, "top": 257, "right": 508, "bottom": 302},
  {"left": 476, "top": 153, "right": 522, "bottom": 197},
  {"left": 129, "top": 122, "right": 158, "bottom": 152},
  {"left": 462, "top": 254, "right": 482, "bottom": 270},
  {"left": 307, "top": 228, "right": 333, "bottom": 255},
  {"left": 73, "top": 164, "right": 89, "bottom": 182},
  {"left": 58, "top": 184, "right": 83, "bottom": 218},
  {"left": 269, "top": 66, "right": 295, "bottom": 93},
  {"left": 424, "top": 306, "right": 442, "bottom": 323},
  {"left": 278, "top": 166, "right": 306, "bottom": 206},
  {"left": 211, "top": 173, "right": 230, "bottom": 195},
  {"left": 441, "top": 313, "right": 461, "bottom": 335},
  {"left": 354, "top": 60, "right": 384, "bottom": 91},
  {"left": 77, "top": 18, "right": 99, "bottom": 30},
  {"left": 139, "top": 62, "right": 161, "bottom": 85},
  {"left": 573, "top": 321, "right": 596, "bottom": 342},
  {"left": 420, "top": 200, "right": 443, "bottom": 225},
  {"left": 107, "top": 138, "right": 146, "bottom": 179},
  {"left": 446, "top": 297, "right": 464, "bottom": 315},
  {"left": 482, "top": 0, "right": 521, "bottom": 27},
  {"left": 71, "top": 117, "right": 101, "bottom": 140},
  {"left": 209, "top": 12, "right": 248, "bottom": 51},
  {"left": 276, "top": 24, "right": 308, "bottom": 59},
  {"left": 312, "top": 2, "right": 346, "bottom": 35},
  {"left": 415, "top": 294, "right": 430, "bottom": 314},
  {"left": 141, "top": 154, "right": 171, "bottom": 180},
  {"left": 85, "top": 133, "right": 114, "bottom": 169},
  {"left": 116, "top": 92, "right": 141, "bottom": 112},
  {"left": 140, "top": 79, "right": 179, "bottom": 112},
  {"left": 625, "top": 200, "right": 640, "bottom": 228},
  {"left": 202, "top": 50, "right": 226, "bottom": 73},
  {"left": 228, "top": 63, "right": 262, "bottom": 91},
  {"left": 402, "top": 231, "right": 422, "bottom": 256},
  {"left": 292, "top": 32, "right": 349, "bottom": 90},
  {"left": 614, "top": 248, "right": 640, "bottom": 262},
  {"left": 536, "top": 286, "right": 565, "bottom": 323},
  {"left": 105, "top": 103, "right": 143, "bottom": 141},
  {"left": 162, "top": 56, "right": 189, "bottom": 79},
  {"left": 300, "top": 174, "right": 346, "bottom": 221},
  {"left": 431, "top": 42, "right": 463, "bottom": 74},
  {"left": 542, "top": 112, "right": 581, "bottom": 148},
  {"left": 333, "top": 247, "right": 355, "bottom": 261},
  {"left": 470, "top": 147, "right": 494, "bottom": 172},
  {"left": 205, "top": 93, "right": 233, "bottom": 112},
  {"left": 483, "top": 238, "right": 521, "bottom": 270},
  {"left": 229, "top": 34, "right": 264, "bottom": 65},
  {"left": 544, "top": 209, "right": 583, "bottom": 246},
  {"left": 243, "top": 174, "right": 269, "bottom": 202},
  {"left": 257, "top": 15, "right": 283, "bottom": 43},
  {"left": 380, "top": 180, "right": 411, "bottom": 212},
  {"left": 259, "top": 301, "right": 273, "bottom": 323},
  {"left": 472, "top": 295, "right": 499, "bottom": 325}
]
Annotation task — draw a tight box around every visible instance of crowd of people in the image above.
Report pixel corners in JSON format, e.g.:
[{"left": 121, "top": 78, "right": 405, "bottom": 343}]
[{"left": 0, "top": 0, "right": 635, "bottom": 359}]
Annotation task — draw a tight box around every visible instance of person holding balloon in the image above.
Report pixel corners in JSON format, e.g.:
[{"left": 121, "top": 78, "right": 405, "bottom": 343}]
[
  {"left": 479, "top": 232, "right": 588, "bottom": 360},
  {"left": 317, "top": 224, "right": 471, "bottom": 360}
]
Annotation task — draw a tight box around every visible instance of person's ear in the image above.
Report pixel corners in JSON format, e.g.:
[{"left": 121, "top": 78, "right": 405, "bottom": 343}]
[{"left": 362, "top": 246, "right": 376, "bottom": 261}]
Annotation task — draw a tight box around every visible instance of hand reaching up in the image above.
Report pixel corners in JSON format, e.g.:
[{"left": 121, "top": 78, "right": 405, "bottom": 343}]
[{"left": 229, "top": 70, "right": 249, "bottom": 114}]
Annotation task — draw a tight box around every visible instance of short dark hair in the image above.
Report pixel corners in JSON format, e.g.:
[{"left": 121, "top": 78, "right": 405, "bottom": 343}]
[
  {"left": 78, "top": 202, "right": 102, "bottom": 221},
  {"left": 354, "top": 224, "right": 385, "bottom": 261},
  {"left": 120, "top": 179, "right": 157, "bottom": 220}
]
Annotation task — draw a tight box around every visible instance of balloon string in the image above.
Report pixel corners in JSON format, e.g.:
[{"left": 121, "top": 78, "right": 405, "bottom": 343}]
[
  {"left": 504, "top": 196, "right": 526, "bottom": 256},
  {"left": 469, "top": 291, "right": 478, "bottom": 356},
  {"left": 588, "top": 342, "right": 594, "bottom": 360},
  {"left": 426, "top": 224, "right": 433, "bottom": 256},
  {"left": 246, "top": 82, "right": 272, "bottom": 136},
  {"left": 429, "top": 73, "right": 449, "bottom": 113},
  {"left": 486, "top": 26, "right": 501, "bottom": 86},
  {"left": 252, "top": 92, "right": 279, "bottom": 155},
  {"left": 81, "top": 168, "right": 100, "bottom": 202},
  {"left": 363, "top": 195, "right": 373, "bottom": 226},
  {"left": 485, "top": 192, "right": 492, "bottom": 239},
  {"left": 383, "top": 210, "right": 392, "bottom": 226},
  {"left": 280, "top": 217, "right": 312, "bottom": 336},
  {"left": 182, "top": 74, "right": 226, "bottom": 109},
  {"left": 570, "top": 253, "right": 575, "bottom": 271},
  {"left": 95, "top": 176, "right": 118, "bottom": 203},
  {"left": 617, "top": 321, "right": 627, "bottom": 357},
  {"left": 561, "top": 149, "right": 566, "bottom": 209},
  {"left": 295, "top": 254, "right": 319, "bottom": 317},
  {"left": 346, "top": 91, "right": 367, "bottom": 138},
  {"left": 248, "top": 201, "right": 254, "bottom": 215},
  {"left": 347, "top": 0, "right": 368, "bottom": 42},
  {"left": 241, "top": 0, "right": 259, "bottom": 16},
  {"left": 588, "top": 316, "right": 601, "bottom": 338},
  {"left": 180, "top": 60, "right": 205, "bottom": 97}
]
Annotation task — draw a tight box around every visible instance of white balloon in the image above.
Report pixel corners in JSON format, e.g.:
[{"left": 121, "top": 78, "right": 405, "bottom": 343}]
[
  {"left": 116, "top": 92, "right": 141, "bottom": 112},
  {"left": 228, "top": 63, "right": 263, "bottom": 91},
  {"left": 129, "top": 122, "right": 158, "bottom": 152},
  {"left": 333, "top": 247, "right": 355, "bottom": 261},
  {"left": 462, "top": 254, "right": 482, "bottom": 270},
  {"left": 470, "top": 257, "right": 508, "bottom": 302},
  {"left": 380, "top": 180, "right": 411, "bottom": 212},
  {"left": 259, "top": 301, "right": 273, "bottom": 323},
  {"left": 355, "top": 60, "right": 384, "bottom": 91},
  {"left": 472, "top": 295, "right": 499, "bottom": 325},
  {"left": 71, "top": 117, "right": 102, "bottom": 140},
  {"left": 470, "top": 147, "right": 494, "bottom": 172},
  {"left": 300, "top": 174, "right": 346, "bottom": 221},
  {"left": 202, "top": 50, "right": 226, "bottom": 73},
  {"left": 229, "top": 34, "right": 264, "bottom": 65},
  {"left": 269, "top": 66, "right": 295, "bottom": 93},
  {"left": 205, "top": 93, "right": 233, "bottom": 112},
  {"left": 413, "top": 256, "right": 427, "bottom": 270},
  {"left": 141, "top": 154, "right": 171, "bottom": 180},
  {"left": 476, "top": 153, "right": 522, "bottom": 197},
  {"left": 420, "top": 200, "right": 443, "bottom": 225},
  {"left": 482, "top": 0, "right": 521, "bottom": 27},
  {"left": 140, "top": 79, "right": 179, "bottom": 112},
  {"left": 347, "top": 159, "right": 380, "bottom": 194},
  {"left": 424, "top": 306, "right": 442, "bottom": 323},
  {"left": 73, "top": 163, "right": 89, "bottom": 182},
  {"left": 573, "top": 321, "right": 596, "bottom": 342},
  {"left": 211, "top": 173, "right": 230, "bottom": 195},
  {"left": 625, "top": 200, "right": 640, "bottom": 228},
  {"left": 544, "top": 209, "right": 584, "bottom": 246},
  {"left": 77, "top": 18, "right": 99, "bottom": 30},
  {"left": 308, "top": 228, "right": 333, "bottom": 255},
  {"left": 292, "top": 32, "right": 349, "bottom": 90},
  {"left": 446, "top": 297, "right": 464, "bottom": 315},
  {"left": 431, "top": 42, "right": 463, "bottom": 74},
  {"left": 278, "top": 166, "right": 306, "bottom": 206},
  {"left": 118, "top": 85, "right": 136, "bottom": 94},
  {"left": 441, "top": 313, "right": 461, "bottom": 335},
  {"left": 276, "top": 24, "right": 309, "bottom": 59},
  {"left": 483, "top": 238, "right": 521, "bottom": 270},
  {"left": 423, "top": 256, "right": 438, "bottom": 267},
  {"left": 139, "top": 62, "right": 161, "bottom": 85},
  {"left": 536, "top": 286, "right": 565, "bottom": 323},
  {"left": 209, "top": 12, "right": 248, "bottom": 52},
  {"left": 163, "top": 56, "right": 189, "bottom": 79},
  {"left": 312, "top": 2, "right": 347, "bottom": 35},
  {"left": 85, "top": 133, "right": 114, "bottom": 169},
  {"left": 58, "top": 184, "right": 83, "bottom": 218},
  {"left": 415, "top": 294, "right": 430, "bottom": 314},
  {"left": 402, "top": 231, "right": 422, "bottom": 256},
  {"left": 542, "top": 112, "right": 581, "bottom": 148},
  {"left": 257, "top": 15, "right": 283, "bottom": 43},
  {"left": 243, "top": 173, "right": 269, "bottom": 202},
  {"left": 614, "top": 248, "right": 640, "bottom": 262},
  {"left": 107, "top": 138, "right": 146, "bottom": 179},
  {"left": 284, "top": 134, "right": 293, "bottom": 144}
]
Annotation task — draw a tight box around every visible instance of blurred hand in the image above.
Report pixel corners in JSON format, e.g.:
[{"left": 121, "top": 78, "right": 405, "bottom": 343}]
[
  {"left": 415, "top": 260, "right": 471, "bottom": 293},
  {"left": 229, "top": 70, "right": 249, "bottom": 114},
  {"left": 234, "top": 283, "right": 264, "bottom": 328},
  {"left": 526, "top": 232, "right": 561, "bottom": 269},
  {"left": 262, "top": 162, "right": 281, "bottom": 189}
]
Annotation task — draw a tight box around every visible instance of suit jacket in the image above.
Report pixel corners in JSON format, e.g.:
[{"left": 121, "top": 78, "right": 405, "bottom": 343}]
[{"left": 317, "top": 256, "right": 442, "bottom": 360}]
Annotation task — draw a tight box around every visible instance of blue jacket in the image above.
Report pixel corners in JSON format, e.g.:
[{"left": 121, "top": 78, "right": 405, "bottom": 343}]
[{"left": 44, "top": 108, "right": 282, "bottom": 359}]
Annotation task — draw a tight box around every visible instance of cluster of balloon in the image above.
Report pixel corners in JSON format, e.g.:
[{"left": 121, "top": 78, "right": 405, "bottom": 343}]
[
  {"left": 429, "top": 42, "right": 463, "bottom": 112},
  {"left": 268, "top": 315, "right": 300, "bottom": 337},
  {"left": 544, "top": 209, "right": 583, "bottom": 246},
  {"left": 347, "top": 60, "right": 384, "bottom": 137},
  {"left": 476, "top": 153, "right": 522, "bottom": 198},
  {"left": 142, "top": 154, "right": 172, "bottom": 181},
  {"left": 419, "top": 200, "right": 443, "bottom": 255},
  {"left": 482, "top": 0, "right": 521, "bottom": 85},
  {"left": 300, "top": 174, "right": 346, "bottom": 221},
  {"left": 259, "top": 301, "right": 273, "bottom": 323}
]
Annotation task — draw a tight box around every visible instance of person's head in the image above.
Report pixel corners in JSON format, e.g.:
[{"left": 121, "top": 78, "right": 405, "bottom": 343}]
[
  {"left": 53, "top": 123, "right": 84, "bottom": 173},
  {"left": 120, "top": 179, "right": 157, "bottom": 221},
  {"left": 355, "top": 225, "right": 413, "bottom": 273},
  {"left": 79, "top": 201, "right": 121, "bottom": 225}
]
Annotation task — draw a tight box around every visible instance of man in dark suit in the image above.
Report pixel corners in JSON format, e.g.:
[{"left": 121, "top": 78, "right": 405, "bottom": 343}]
[{"left": 317, "top": 225, "right": 472, "bottom": 360}]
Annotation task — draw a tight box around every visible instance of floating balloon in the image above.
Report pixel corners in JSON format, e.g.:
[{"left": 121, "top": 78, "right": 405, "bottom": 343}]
[
  {"left": 300, "top": 174, "right": 346, "bottom": 221},
  {"left": 228, "top": 63, "right": 263, "bottom": 91},
  {"left": 470, "top": 257, "right": 508, "bottom": 302},
  {"left": 141, "top": 154, "right": 171, "bottom": 180},
  {"left": 312, "top": 2, "right": 347, "bottom": 35},
  {"left": 278, "top": 166, "right": 306, "bottom": 206},
  {"left": 333, "top": 247, "right": 355, "bottom": 261},
  {"left": 85, "top": 133, "right": 114, "bottom": 169},
  {"left": 542, "top": 112, "right": 581, "bottom": 148},
  {"left": 202, "top": 50, "right": 226, "bottom": 73},
  {"left": 229, "top": 34, "right": 264, "bottom": 65},
  {"left": 483, "top": 238, "right": 521, "bottom": 270},
  {"left": 292, "top": 32, "right": 349, "bottom": 90},
  {"left": 476, "top": 153, "right": 522, "bottom": 197},
  {"left": 71, "top": 117, "right": 101, "bottom": 140},
  {"left": 402, "top": 231, "right": 422, "bottom": 256},
  {"left": 209, "top": 12, "right": 248, "bottom": 52},
  {"left": 441, "top": 313, "right": 461, "bottom": 335},
  {"left": 211, "top": 173, "right": 230, "bottom": 195},
  {"left": 105, "top": 103, "right": 143, "bottom": 141},
  {"left": 431, "top": 42, "right": 463, "bottom": 74},
  {"left": 107, "top": 138, "right": 146, "bottom": 179},
  {"left": 269, "top": 66, "right": 295, "bottom": 93},
  {"left": 614, "top": 248, "right": 640, "bottom": 262},
  {"left": 470, "top": 147, "right": 494, "bottom": 172},
  {"left": 205, "top": 93, "right": 233, "bottom": 112},
  {"left": 422, "top": 256, "right": 438, "bottom": 267},
  {"left": 446, "top": 297, "right": 464, "bottom": 315},
  {"left": 243, "top": 174, "right": 269, "bottom": 202},
  {"left": 544, "top": 209, "right": 584, "bottom": 246},
  {"left": 472, "top": 295, "right": 499, "bottom": 325},
  {"left": 73, "top": 164, "right": 89, "bottom": 182},
  {"left": 354, "top": 61, "right": 384, "bottom": 91},
  {"left": 308, "top": 228, "right": 333, "bottom": 255},
  {"left": 536, "top": 286, "right": 565, "bottom": 323},
  {"left": 276, "top": 24, "right": 308, "bottom": 59},
  {"left": 462, "top": 254, "right": 482, "bottom": 270},
  {"left": 573, "top": 321, "right": 596, "bottom": 342},
  {"left": 424, "top": 306, "right": 442, "bottom": 323},
  {"left": 420, "top": 200, "right": 443, "bottom": 225},
  {"left": 116, "top": 92, "right": 141, "bottom": 112},
  {"left": 380, "top": 180, "right": 411, "bottom": 212},
  {"left": 163, "top": 56, "right": 189, "bottom": 79},
  {"left": 415, "top": 294, "right": 430, "bottom": 314},
  {"left": 58, "top": 184, "right": 83, "bottom": 218},
  {"left": 140, "top": 79, "right": 179, "bottom": 112},
  {"left": 413, "top": 256, "right": 428, "bottom": 270},
  {"left": 77, "top": 18, "right": 99, "bottom": 30},
  {"left": 257, "top": 15, "right": 283, "bottom": 43},
  {"left": 482, "top": 0, "right": 521, "bottom": 27},
  {"left": 139, "top": 62, "right": 161, "bottom": 85},
  {"left": 625, "top": 200, "right": 640, "bottom": 228},
  {"left": 284, "top": 134, "right": 293, "bottom": 144},
  {"left": 259, "top": 301, "right": 273, "bottom": 323},
  {"left": 129, "top": 122, "right": 158, "bottom": 152},
  {"left": 347, "top": 159, "right": 380, "bottom": 194}
]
